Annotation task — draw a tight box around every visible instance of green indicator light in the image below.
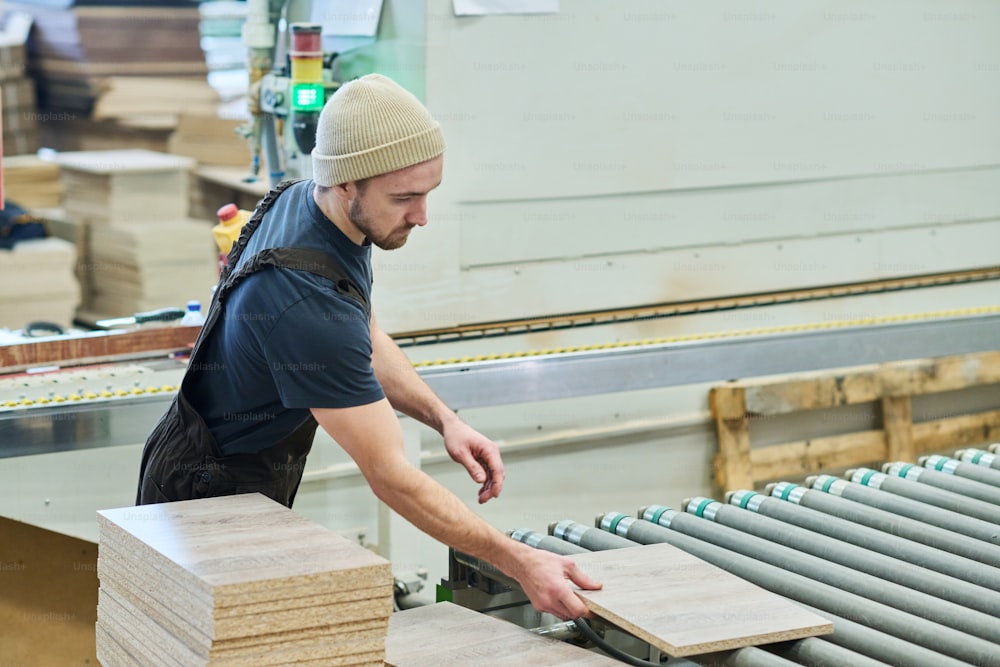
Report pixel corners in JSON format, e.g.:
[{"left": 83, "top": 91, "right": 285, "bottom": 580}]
[{"left": 292, "top": 83, "right": 324, "bottom": 111}]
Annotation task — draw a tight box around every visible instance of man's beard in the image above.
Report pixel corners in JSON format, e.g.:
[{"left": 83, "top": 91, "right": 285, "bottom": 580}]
[{"left": 349, "top": 197, "right": 412, "bottom": 251}]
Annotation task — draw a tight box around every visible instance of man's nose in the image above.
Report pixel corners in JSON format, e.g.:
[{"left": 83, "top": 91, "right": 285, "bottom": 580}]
[{"left": 408, "top": 198, "right": 428, "bottom": 226}]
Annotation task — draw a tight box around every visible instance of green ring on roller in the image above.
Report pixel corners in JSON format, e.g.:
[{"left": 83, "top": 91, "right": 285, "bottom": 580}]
[
  {"left": 820, "top": 476, "right": 836, "bottom": 493},
  {"left": 607, "top": 513, "right": 626, "bottom": 535},
  {"left": 971, "top": 451, "right": 984, "bottom": 464},
  {"left": 860, "top": 469, "right": 877, "bottom": 486},
  {"left": 933, "top": 458, "right": 946, "bottom": 471},
  {"left": 650, "top": 506, "right": 670, "bottom": 525},
  {"left": 693, "top": 498, "right": 713, "bottom": 518},
  {"left": 779, "top": 483, "right": 797, "bottom": 500},
  {"left": 897, "top": 463, "right": 914, "bottom": 477},
  {"left": 738, "top": 492, "right": 757, "bottom": 509}
]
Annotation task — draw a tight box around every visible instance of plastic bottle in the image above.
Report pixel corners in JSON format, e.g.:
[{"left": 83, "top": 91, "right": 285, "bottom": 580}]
[
  {"left": 212, "top": 203, "right": 252, "bottom": 273},
  {"left": 180, "top": 300, "right": 205, "bottom": 326}
]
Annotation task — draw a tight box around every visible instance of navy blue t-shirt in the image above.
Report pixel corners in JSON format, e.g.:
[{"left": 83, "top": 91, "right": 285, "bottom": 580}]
[{"left": 187, "top": 180, "right": 386, "bottom": 455}]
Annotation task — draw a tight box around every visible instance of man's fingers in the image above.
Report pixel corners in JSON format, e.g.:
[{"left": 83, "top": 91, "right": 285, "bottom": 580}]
[
  {"left": 454, "top": 451, "right": 486, "bottom": 483},
  {"left": 567, "top": 563, "right": 603, "bottom": 591}
]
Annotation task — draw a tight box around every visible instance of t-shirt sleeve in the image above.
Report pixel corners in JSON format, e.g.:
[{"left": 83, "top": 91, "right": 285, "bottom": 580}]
[{"left": 263, "top": 292, "right": 385, "bottom": 409}]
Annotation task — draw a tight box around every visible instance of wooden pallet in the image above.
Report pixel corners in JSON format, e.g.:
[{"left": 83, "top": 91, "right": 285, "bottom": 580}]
[{"left": 710, "top": 351, "right": 1000, "bottom": 492}]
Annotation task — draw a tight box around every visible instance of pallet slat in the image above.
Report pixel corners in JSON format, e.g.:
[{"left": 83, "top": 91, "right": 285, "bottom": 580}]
[{"left": 712, "top": 351, "right": 1000, "bottom": 492}]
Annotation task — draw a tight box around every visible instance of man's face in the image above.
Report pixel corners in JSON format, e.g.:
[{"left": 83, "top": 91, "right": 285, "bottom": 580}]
[{"left": 348, "top": 155, "right": 444, "bottom": 250}]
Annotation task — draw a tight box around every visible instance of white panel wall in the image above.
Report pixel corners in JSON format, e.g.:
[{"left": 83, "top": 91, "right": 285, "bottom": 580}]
[
  {"left": 425, "top": 0, "right": 1000, "bottom": 200},
  {"left": 364, "top": 0, "right": 1000, "bottom": 332}
]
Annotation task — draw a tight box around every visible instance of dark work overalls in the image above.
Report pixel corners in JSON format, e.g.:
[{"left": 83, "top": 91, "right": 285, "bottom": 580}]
[{"left": 136, "top": 180, "right": 369, "bottom": 508}]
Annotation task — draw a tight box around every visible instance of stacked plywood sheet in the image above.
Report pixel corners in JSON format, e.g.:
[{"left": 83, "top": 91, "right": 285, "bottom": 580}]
[
  {"left": 0, "top": 237, "right": 80, "bottom": 329},
  {"left": 96, "top": 493, "right": 394, "bottom": 666},
  {"left": 54, "top": 149, "right": 219, "bottom": 323},
  {"left": 0, "top": 11, "right": 40, "bottom": 156},
  {"left": 2, "top": 154, "right": 62, "bottom": 209},
  {"left": 6, "top": 1, "right": 207, "bottom": 113},
  {"left": 168, "top": 112, "right": 251, "bottom": 168},
  {"left": 58, "top": 149, "right": 193, "bottom": 224}
]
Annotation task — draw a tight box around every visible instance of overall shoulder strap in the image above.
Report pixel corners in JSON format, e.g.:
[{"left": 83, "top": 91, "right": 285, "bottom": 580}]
[
  {"left": 218, "top": 246, "right": 370, "bottom": 315},
  {"left": 220, "top": 178, "right": 302, "bottom": 282}
]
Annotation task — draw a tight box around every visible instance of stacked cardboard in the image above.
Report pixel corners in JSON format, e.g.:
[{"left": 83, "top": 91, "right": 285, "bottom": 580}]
[
  {"left": 55, "top": 148, "right": 219, "bottom": 323},
  {"left": 2, "top": 153, "right": 61, "bottom": 209},
  {"left": 92, "top": 76, "right": 222, "bottom": 126},
  {"left": 0, "top": 237, "right": 80, "bottom": 329},
  {"left": 6, "top": 0, "right": 207, "bottom": 113},
  {"left": 0, "top": 11, "right": 40, "bottom": 155},
  {"left": 96, "top": 493, "right": 394, "bottom": 666},
  {"left": 168, "top": 111, "right": 251, "bottom": 167}
]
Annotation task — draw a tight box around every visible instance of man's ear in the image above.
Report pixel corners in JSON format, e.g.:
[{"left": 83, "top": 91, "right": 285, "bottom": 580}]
[{"left": 333, "top": 181, "right": 356, "bottom": 203}]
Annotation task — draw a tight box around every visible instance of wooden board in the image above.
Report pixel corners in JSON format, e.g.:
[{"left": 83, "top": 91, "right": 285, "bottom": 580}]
[
  {"left": 384, "top": 602, "right": 619, "bottom": 666},
  {"left": 570, "top": 543, "right": 833, "bottom": 657},
  {"left": 0, "top": 517, "right": 98, "bottom": 666},
  {"left": 0, "top": 325, "right": 199, "bottom": 373}
]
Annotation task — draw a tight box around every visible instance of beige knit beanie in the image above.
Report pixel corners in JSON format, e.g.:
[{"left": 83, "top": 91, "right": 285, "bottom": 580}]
[{"left": 312, "top": 74, "right": 446, "bottom": 187}]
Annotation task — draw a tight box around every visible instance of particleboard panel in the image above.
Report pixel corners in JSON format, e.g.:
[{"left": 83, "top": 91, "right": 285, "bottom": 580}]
[
  {"left": 384, "top": 602, "right": 619, "bottom": 666},
  {"left": 96, "top": 494, "right": 392, "bottom": 607},
  {"left": 571, "top": 543, "right": 833, "bottom": 657}
]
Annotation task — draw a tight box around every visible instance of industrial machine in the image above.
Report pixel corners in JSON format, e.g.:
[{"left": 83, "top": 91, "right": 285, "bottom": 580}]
[{"left": 239, "top": 0, "right": 340, "bottom": 185}]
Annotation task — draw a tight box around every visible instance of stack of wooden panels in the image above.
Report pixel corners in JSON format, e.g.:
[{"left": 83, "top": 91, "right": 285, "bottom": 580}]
[
  {"left": 2, "top": 154, "right": 62, "bottom": 209},
  {"left": 6, "top": 0, "right": 207, "bottom": 113},
  {"left": 0, "top": 11, "right": 40, "bottom": 155},
  {"left": 0, "top": 237, "right": 80, "bottom": 329},
  {"left": 168, "top": 112, "right": 251, "bottom": 168},
  {"left": 54, "top": 149, "right": 219, "bottom": 322},
  {"left": 58, "top": 149, "right": 193, "bottom": 224},
  {"left": 84, "top": 220, "right": 218, "bottom": 315},
  {"left": 96, "top": 493, "right": 394, "bottom": 666}
]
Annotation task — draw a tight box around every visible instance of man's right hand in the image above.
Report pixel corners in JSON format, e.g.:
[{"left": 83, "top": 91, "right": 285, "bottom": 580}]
[{"left": 502, "top": 546, "right": 603, "bottom": 621}]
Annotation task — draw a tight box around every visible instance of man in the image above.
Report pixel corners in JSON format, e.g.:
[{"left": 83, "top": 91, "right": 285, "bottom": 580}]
[{"left": 136, "top": 73, "right": 600, "bottom": 621}]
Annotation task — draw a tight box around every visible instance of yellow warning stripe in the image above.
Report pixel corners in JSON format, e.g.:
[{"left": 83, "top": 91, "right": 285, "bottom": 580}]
[
  {"left": 3, "top": 306, "right": 997, "bottom": 408},
  {"left": 411, "top": 306, "right": 1000, "bottom": 367}
]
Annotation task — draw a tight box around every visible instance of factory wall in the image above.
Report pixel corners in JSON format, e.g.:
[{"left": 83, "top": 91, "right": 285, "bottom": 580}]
[{"left": 350, "top": 0, "right": 1000, "bottom": 333}]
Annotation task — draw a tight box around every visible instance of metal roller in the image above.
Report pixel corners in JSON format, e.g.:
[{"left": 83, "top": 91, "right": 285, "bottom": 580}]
[
  {"left": 707, "top": 492, "right": 1000, "bottom": 615},
  {"left": 731, "top": 484, "right": 1000, "bottom": 593},
  {"left": 807, "top": 474, "right": 1000, "bottom": 545},
  {"left": 849, "top": 467, "right": 999, "bottom": 524},
  {"left": 549, "top": 519, "right": 641, "bottom": 551},
  {"left": 921, "top": 454, "right": 1000, "bottom": 489},
  {"left": 766, "top": 636, "right": 887, "bottom": 667},
  {"left": 508, "top": 528, "right": 589, "bottom": 555},
  {"left": 646, "top": 500, "right": 1000, "bottom": 643},
  {"left": 795, "top": 602, "right": 967, "bottom": 667},
  {"left": 595, "top": 514, "right": 982, "bottom": 666},
  {"left": 956, "top": 448, "right": 1000, "bottom": 472},
  {"left": 784, "top": 477, "right": 1000, "bottom": 567},
  {"left": 884, "top": 461, "right": 1000, "bottom": 506}
]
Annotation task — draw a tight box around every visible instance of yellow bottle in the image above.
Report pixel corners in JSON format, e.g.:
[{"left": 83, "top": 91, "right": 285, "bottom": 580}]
[{"left": 212, "top": 203, "right": 252, "bottom": 272}]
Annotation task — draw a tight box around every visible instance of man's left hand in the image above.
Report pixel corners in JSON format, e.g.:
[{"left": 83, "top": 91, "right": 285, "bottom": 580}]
[{"left": 442, "top": 421, "right": 505, "bottom": 504}]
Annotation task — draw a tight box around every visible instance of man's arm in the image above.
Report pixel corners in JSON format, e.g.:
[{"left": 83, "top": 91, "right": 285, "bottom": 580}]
[
  {"left": 369, "top": 315, "right": 503, "bottom": 503},
  {"left": 311, "top": 400, "right": 601, "bottom": 621}
]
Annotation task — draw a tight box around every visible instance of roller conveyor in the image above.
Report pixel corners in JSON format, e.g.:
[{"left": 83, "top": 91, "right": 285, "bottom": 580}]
[{"left": 445, "top": 447, "right": 1000, "bottom": 666}]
